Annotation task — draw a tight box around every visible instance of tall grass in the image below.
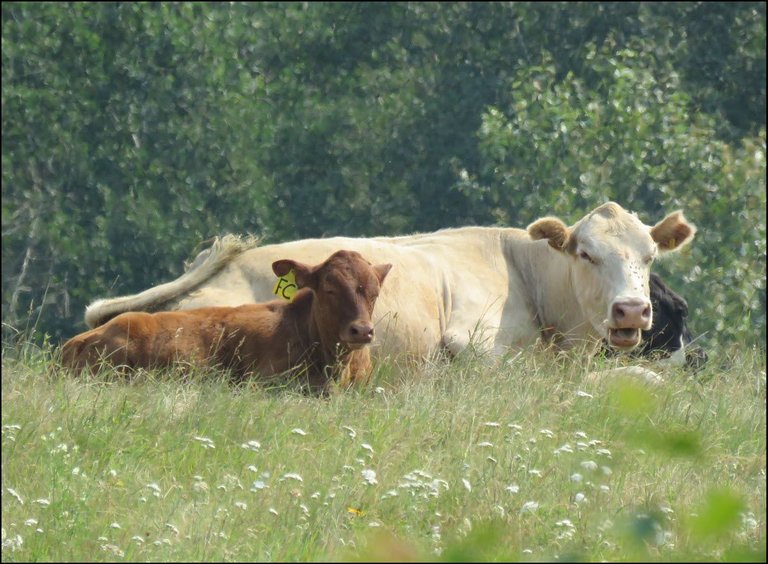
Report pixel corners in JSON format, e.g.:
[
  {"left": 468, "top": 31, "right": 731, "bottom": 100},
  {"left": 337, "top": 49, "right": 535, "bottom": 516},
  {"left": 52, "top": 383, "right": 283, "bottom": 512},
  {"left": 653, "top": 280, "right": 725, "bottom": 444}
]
[{"left": 2, "top": 340, "right": 765, "bottom": 562}]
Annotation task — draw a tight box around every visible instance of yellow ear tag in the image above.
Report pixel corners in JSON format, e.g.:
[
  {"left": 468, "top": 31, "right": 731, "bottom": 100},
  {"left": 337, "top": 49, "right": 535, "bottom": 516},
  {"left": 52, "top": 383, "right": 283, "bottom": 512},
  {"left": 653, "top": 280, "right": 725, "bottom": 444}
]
[{"left": 273, "top": 269, "right": 298, "bottom": 301}]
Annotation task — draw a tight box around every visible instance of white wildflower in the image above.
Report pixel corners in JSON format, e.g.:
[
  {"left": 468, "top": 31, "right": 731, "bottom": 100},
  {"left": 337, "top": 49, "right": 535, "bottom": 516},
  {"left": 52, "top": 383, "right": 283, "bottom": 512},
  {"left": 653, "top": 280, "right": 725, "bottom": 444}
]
[
  {"left": 600, "top": 485, "right": 610, "bottom": 493},
  {"left": 539, "top": 429, "right": 555, "bottom": 438},
  {"left": 131, "top": 535, "right": 144, "bottom": 544},
  {"left": 192, "top": 436, "right": 216, "bottom": 449},
  {"left": 601, "top": 465, "right": 613, "bottom": 476},
  {"left": 24, "top": 519, "right": 38, "bottom": 527},
  {"left": 110, "top": 522, "right": 121, "bottom": 529},
  {"left": 486, "top": 456, "right": 498, "bottom": 464},
  {"left": 32, "top": 499, "right": 50, "bottom": 507},
  {"left": 374, "top": 387, "right": 385, "bottom": 394},
  {"left": 281, "top": 473, "right": 304, "bottom": 483},
  {"left": 361, "top": 443, "right": 374, "bottom": 454},
  {"left": 508, "top": 423, "right": 523, "bottom": 431},
  {"left": 146, "top": 483, "right": 161, "bottom": 497},
  {"left": 6, "top": 488, "right": 23, "bottom": 505},
  {"left": 362, "top": 469, "right": 378, "bottom": 485},
  {"left": 99, "top": 543, "right": 124, "bottom": 558},
  {"left": 520, "top": 501, "right": 539, "bottom": 514},
  {"left": 575, "top": 390, "right": 593, "bottom": 398},
  {"left": 268, "top": 507, "right": 279, "bottom": 516},
  {"left": 477, "top": 441, "right": 493, "bottom": 447},
  {"left": 342, "top": 426, "right": 357, "bottom": 439},
  {"left": 574, "top": 431, "right": 588, "bottom": 439},
  {"left": 580, "top": 460, "right": 598, "bottom": 471},
  {"left": 570, "top": 473, "right": 583, "bottom": 483},
  {"left": 1, "top": 531, "right": 23, "bottom": 553},
  {"left": 741, "top": 511, "right": 758, "bottom": 530},
  {"left": 528, "top": 469, "right": 542, "bottom": 477},
  {"left": 483, "top": 422, "right": 501, "bottom": 428},
  {"left": 291, "top": 428, "right": 307, "bottom": 436},
  {"left": 505, "top": 484, "right": 520, "bottom": 494},
  {"left": 240, "top": 440, "right": 261, "bottom": 451},
  {"left": 462, "top": 478, "right": 472, "bottom": 492},
  {"left": 574, "top": 493, "right": 587, "bottom": 504},
  {"left": 368, "top": 521, "right": 382, "bottom": 528},
  {"left": 165, "top": 523, "right": 180, "bottom": 536},
  {"left": 596, "top": 448, "right": 612, "bottom": 457},
  {"left": 234, "top": 501, "right": 247, "bottom": 511}
]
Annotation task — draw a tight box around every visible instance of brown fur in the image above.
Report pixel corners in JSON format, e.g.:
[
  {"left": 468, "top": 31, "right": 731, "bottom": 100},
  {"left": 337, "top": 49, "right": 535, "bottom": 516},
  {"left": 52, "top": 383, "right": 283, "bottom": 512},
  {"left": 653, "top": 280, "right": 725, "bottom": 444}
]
[{"left": 62, "top": 250, "right": 391, "bottom": 393}]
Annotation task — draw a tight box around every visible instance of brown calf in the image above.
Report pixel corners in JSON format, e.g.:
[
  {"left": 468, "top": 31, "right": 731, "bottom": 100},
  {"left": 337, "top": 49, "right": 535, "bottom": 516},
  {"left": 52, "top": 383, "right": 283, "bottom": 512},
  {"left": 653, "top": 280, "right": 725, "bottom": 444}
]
[{"left": 61, "top": 250, "right": 392, "bottom": 391}]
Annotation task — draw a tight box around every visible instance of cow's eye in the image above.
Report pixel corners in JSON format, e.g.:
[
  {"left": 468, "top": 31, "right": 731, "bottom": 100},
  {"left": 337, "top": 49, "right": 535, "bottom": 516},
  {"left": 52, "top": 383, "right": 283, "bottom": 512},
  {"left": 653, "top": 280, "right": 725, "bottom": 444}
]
[
  {"left": 579, "top": 250, "right": 595, "bottom": 264},
  {"left": 643, "top": 255, "right": 654, "bottom": 265}
]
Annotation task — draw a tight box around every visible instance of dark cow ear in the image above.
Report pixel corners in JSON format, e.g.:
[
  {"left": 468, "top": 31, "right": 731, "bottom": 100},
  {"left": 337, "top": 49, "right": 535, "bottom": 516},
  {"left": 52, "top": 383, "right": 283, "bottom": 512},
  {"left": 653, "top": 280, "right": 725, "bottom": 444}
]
[
  {"left": 272, "top": 259, "right": 315, "bottom": 288},
  {"left": 527, "top": 217, "right": 571, "bottom": 252},
  {"left": 374, "top": 263, "right": 392, "bottom": 285},
  {"left": 272, "top": 259, "right": 294, "bottom": 277}
]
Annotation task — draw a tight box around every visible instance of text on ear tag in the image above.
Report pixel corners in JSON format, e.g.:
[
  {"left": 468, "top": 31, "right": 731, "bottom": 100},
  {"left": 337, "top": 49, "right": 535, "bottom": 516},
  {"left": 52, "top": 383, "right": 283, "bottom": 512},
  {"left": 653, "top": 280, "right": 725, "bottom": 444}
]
[{"left": 273, "top": 270, "right": 297, "bottom": 301}]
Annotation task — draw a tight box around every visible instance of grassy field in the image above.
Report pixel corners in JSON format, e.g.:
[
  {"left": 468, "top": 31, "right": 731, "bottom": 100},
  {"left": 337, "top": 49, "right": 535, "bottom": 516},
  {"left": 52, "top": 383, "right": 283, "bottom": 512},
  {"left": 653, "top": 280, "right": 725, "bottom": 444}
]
[{"left": 1, "top": 340, "right": 765, "bottom": 562}]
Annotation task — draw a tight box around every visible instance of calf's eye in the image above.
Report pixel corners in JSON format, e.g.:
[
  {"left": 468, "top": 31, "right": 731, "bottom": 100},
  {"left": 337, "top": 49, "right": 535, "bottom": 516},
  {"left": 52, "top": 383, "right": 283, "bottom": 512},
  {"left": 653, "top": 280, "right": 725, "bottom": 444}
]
[{"left": 579, "top": 250, "right": 595, "bottom": 264}]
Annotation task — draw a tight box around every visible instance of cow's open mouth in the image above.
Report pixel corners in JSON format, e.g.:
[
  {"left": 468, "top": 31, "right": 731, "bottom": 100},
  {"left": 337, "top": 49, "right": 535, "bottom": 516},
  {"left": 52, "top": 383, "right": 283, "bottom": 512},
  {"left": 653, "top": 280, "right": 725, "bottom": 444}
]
[{"left": 608, "top": 328, "right": 641, "bottom": 349}]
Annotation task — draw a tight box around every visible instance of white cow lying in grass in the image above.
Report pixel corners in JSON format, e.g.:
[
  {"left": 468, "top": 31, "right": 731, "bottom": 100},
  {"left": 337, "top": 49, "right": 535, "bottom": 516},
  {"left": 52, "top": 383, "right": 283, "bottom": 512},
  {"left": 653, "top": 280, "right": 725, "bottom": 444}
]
[{"left": 85, "top": 202, "right": 696, "bottom": 365}]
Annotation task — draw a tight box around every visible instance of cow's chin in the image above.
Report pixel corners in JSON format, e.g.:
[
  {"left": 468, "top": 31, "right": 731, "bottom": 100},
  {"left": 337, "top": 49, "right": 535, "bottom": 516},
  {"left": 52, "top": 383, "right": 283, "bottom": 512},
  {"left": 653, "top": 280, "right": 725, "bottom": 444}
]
[
  {"left": 608, "top": 328, "right": 642, "bottom": 350},
  {"left": 342, "top": 341, "right": 369, "bottom": 351}
]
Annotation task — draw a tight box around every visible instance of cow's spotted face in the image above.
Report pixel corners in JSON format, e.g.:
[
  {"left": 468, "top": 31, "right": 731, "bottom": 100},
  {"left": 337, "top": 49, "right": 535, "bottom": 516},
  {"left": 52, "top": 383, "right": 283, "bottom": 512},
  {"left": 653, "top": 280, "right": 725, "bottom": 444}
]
[{"left": 528, "top": 202, "right": 696, "bottom": 351}]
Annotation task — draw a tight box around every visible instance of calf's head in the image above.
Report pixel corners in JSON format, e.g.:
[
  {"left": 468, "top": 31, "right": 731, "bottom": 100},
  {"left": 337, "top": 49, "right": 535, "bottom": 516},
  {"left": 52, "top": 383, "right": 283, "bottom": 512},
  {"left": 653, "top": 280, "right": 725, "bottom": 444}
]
[
  {"left": 528, "top": 202, "right": 695, "bottom": 351},
  {"left": 272, "top": 250, "right": 392, "bottom": 351}
]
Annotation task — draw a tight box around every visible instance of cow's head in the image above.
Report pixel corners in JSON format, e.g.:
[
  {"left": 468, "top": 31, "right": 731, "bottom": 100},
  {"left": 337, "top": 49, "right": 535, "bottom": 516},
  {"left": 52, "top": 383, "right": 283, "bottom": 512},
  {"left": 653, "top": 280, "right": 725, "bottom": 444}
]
[
  {"left": 528, "top": 202, "right": 696, "bottom": 350},
  {"left": 639, "top": 273, "right": 708, "bottom": 369},
  {"left": 272, "top": 250, "right": 392, "bottom": 351}
]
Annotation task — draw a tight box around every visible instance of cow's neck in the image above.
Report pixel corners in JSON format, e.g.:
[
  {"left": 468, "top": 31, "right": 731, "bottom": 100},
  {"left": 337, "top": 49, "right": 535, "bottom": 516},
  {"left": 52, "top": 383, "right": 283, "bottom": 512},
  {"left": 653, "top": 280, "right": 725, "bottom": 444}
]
[
  {"left": 513, "top": 239, "right": 599, "bottom": 348},
  {"left": 306, "top": 310, "right": 361, "bottom": 386}
]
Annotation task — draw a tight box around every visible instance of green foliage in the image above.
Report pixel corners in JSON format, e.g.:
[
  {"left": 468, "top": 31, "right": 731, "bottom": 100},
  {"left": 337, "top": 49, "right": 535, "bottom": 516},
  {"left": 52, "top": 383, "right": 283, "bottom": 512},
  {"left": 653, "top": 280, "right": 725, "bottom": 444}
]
[{"left": 2, "top": 2, "right": 765, "bottom": 351}]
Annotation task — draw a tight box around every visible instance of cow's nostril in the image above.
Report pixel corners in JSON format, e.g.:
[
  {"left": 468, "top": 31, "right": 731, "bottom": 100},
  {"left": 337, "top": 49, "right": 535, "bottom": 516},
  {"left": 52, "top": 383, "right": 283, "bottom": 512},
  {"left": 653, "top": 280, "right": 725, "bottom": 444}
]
[
  {"left": 642, "top": 305, "right": 651, "bottom": 320},
  {"left": 349, "top": 324, "right": 374, "bottom": 340}
]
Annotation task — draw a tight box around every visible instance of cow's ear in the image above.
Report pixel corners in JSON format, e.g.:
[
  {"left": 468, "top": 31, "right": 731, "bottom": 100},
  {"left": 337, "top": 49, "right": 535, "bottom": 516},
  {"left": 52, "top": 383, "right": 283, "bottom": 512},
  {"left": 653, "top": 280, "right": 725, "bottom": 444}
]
[
  {"left": 272, "top": 259, "right": 315, "bottom": 288},
  {"left": 528, "top": 217, "right": 571, "bottom": 252},
  {"left": 374, "top": 263, "right": 392, "bottom": 285},
  {"left": 651, "top": 211, "right": 696, "bottom": 252}
]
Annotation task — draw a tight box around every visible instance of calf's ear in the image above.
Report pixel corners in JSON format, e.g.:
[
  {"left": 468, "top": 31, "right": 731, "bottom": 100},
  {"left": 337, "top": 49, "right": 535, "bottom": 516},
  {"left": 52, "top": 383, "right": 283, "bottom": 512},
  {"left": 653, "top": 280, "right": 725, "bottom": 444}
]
[
  {"left": 272, "top": 259, "right": 315, "bottom": 288},
  {"left": 374, "top": 263, "right": 393, "bottom": 285},
  {"left": 527, "top": 217, "right": 571, "bottom": 252},
  {"left": 650, "top": 211, "right": 696, "bottom": 252}
]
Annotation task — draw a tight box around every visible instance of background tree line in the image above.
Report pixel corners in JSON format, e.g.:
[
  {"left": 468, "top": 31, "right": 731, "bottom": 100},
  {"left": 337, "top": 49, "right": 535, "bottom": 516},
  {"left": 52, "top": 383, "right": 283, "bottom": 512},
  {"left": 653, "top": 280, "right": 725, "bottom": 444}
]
[{"left": 2, "top": 2, "right": 765, "bottom": 352}]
